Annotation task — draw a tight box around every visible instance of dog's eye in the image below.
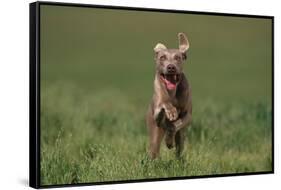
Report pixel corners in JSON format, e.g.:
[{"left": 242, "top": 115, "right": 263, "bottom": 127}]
[
  {"left": 174, "top": 55, "right": 181, "bottom": 61},
  {"left": 159, "top": 55, "right": 167, "bottom": 61}
]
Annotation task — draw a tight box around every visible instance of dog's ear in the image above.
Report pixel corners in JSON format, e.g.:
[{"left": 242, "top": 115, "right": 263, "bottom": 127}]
[
  {"left": 178, "top": 33, "right": 189, "bottom": 56},
  {"left": 154, "top": 43, "right": 167, "bottom": 53}
]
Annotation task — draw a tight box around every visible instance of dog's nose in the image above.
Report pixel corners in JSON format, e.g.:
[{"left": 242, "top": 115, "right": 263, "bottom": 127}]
[{"left": 167, "top": 64, "right": 176, "bottom": 73}]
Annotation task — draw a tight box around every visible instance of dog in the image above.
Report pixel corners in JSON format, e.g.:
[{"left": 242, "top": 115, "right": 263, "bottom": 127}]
[{"left": 146, "top": 33, "right": 192, "bottom": 159}]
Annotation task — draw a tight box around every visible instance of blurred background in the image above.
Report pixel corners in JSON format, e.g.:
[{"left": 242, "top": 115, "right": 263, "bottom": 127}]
[
  {"left": 40, "top": 5, "right": 272, "bottom": 186},
  {"left": 41, "top": 5, "right": 272, "bottom": 104}
]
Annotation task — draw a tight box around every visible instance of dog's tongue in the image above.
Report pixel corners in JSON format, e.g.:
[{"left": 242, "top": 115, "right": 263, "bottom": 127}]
[{"left": 163, "top": 78, "right": 177, "bottom": 90}]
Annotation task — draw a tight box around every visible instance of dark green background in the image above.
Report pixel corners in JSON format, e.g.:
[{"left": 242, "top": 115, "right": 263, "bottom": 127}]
[{"left": 41, "top": 5, "right": 272, "bottom": 104}]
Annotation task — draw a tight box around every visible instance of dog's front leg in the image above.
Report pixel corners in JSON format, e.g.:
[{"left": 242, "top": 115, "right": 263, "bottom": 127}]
[
  {"left": 153, "top": 106, "right": 165, "bottom": 127},
  {"left": 154, "top": 102, "right": 178, "bottom": 126},
  {"left": 162, "top": 103, "right": 178, "bottom": 121},
  {"left": 173, "top": 112, "right": 192, "bottom": 132}
]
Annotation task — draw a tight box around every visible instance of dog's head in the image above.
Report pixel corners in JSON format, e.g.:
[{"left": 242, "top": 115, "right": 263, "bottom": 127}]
[{"left": 154, "top": 33, "right": 189, "bottom": 91}]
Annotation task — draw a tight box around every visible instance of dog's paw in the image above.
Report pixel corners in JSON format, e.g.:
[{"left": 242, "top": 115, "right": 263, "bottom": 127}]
[
  {"left": 165, "top": 131, "right": 175, "bottom": 149},
  {"left": 164, "top": 105, "right": 178, "bottom": 121},
  {"left": 173, "top": 119, "right": 183, "bottom": 131}
]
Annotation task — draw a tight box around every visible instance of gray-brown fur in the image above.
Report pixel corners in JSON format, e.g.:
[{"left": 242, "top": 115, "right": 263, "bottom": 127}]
[{"left": 146, "top": 33, "right": 192, "bottom": 159}]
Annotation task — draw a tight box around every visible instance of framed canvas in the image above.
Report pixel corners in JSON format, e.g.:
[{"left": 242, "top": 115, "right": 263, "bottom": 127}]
[{"left": 29, "top": 1, "right": 274, "bottom": 188}]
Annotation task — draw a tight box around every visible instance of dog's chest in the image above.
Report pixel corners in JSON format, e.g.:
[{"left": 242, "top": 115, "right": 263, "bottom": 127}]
[{"left": 173, "top": 89, "right": 186, "bottom": 107}]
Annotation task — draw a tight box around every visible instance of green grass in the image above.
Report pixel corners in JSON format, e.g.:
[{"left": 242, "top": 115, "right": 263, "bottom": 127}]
[
  {"left": 40, "top": 84, "right": 272, "bottom": 185},
  {"left": 40, "top": 5, "right": 272, "bottom": 186}
]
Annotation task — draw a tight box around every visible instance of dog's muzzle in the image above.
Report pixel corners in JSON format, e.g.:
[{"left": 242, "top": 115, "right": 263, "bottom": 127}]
[{"left": 160, "top": 73, "right": 180, "bottom": 90}]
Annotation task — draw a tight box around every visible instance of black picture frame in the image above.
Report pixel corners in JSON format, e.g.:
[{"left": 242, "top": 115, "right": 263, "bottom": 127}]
[{"left": 29, "top": 1, "right": 274, "bottom": 189}]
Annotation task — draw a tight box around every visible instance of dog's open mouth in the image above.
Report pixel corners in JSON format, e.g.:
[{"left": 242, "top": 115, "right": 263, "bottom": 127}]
[{"left": 160, "top": 74, "right": 180, "bottom": 90}]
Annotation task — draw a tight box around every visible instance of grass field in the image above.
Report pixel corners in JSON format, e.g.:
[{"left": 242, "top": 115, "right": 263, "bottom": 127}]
[
  {"left": 40, "top": 5, "right": 272, "bottom": 186},
  {"left": 40, "top": 84, "right": 272, "bottom": 185}
]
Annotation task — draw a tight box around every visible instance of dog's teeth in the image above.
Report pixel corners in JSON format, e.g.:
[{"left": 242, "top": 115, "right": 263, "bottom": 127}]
[{"left": 174, "top": 75, "right": 176, "bottom": 80}]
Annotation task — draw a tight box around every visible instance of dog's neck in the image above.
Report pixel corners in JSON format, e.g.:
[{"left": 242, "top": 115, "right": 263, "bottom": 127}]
[{"left": 167, "top": 87, "right": 177, "bottom": 97}]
